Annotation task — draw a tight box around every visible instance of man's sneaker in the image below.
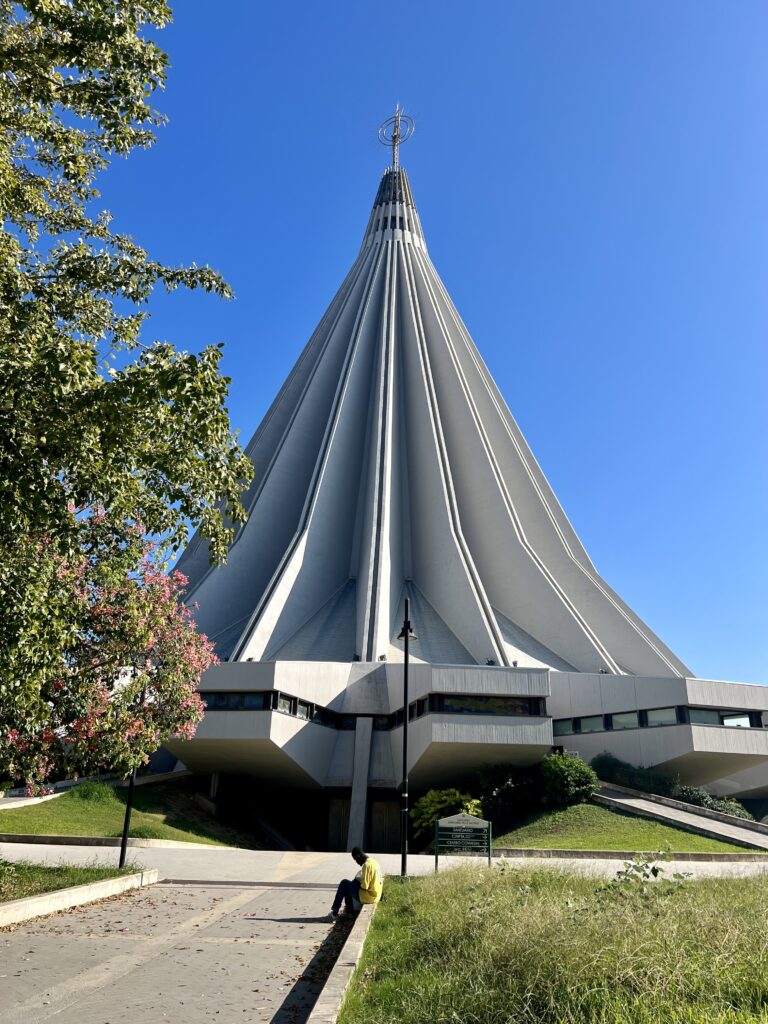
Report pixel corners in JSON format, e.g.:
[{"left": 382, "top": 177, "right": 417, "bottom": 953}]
[{"left": 325, "top": 911, "right": 340, "bottom": 922}]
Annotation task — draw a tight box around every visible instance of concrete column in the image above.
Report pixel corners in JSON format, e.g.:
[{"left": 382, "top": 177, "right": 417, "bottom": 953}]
[{"left": 346, "top": 717, "right": 373, "bottom": 850}]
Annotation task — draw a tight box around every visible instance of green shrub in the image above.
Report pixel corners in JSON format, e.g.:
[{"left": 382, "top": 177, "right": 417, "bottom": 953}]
[
  {"left": 67, "top": 780, "right": 119, "bottom": 803},
  {"left": 411, "top": 789, "right": 480, "bottom": 835},
  {"left": 540, "top": 753, "right": 598, "bottom": 807},
  {"left": 677, "top": 785, "right": 753, "bottom": 821},
  {"left": 480, "top": 763, "right": 546, "bottom": 829},
  {"left": 590, "top": 752, "right": 678, "bottom": 797}
]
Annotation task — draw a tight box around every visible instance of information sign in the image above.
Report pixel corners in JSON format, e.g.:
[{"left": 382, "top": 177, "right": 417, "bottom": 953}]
[{"left": 434, "top": 812, "right": 492, "bottom": 870}]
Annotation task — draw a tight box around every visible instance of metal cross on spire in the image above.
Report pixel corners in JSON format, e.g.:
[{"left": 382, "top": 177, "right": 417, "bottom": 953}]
[{"left": 378, "top": 104, "right": 415, "bottom": 170}]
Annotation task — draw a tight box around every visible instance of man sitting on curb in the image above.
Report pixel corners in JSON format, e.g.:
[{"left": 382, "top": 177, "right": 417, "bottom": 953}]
[{"left": 328, "top": 846, "right": 383, "bottom": 920}]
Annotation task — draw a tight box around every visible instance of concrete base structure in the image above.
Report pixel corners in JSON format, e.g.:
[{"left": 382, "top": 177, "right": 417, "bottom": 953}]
[{"left": 169, "top": 148, "right": 768, "bottom": 846}]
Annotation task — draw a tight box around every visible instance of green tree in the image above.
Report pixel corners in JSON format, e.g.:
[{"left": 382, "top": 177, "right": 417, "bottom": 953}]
[
  {"left": 0, "top": 1, "right": 252, "bottom": 782},
  {"left": 411, "top": 788, "right": 482, "bottom": 836}
]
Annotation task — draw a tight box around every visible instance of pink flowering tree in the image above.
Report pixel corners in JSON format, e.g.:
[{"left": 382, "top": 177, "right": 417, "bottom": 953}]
[{"left": 0, "top": 512, "right": 214, "bottom": 790}]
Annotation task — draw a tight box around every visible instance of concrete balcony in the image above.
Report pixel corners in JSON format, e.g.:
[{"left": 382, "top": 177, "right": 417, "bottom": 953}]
[
  {"left": 393, "top": 713, "right": 553, "bottom": 788},
  {"left": 165, "top": 710, "right": 338, "bottom": 787},
  {"left": 560, "top": 722, "right": 768, "bottom": 786}
]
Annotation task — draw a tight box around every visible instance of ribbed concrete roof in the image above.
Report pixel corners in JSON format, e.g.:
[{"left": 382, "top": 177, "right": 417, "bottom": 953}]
[{"left": 178, "top": 166, "right": 690, "bottom": 678}]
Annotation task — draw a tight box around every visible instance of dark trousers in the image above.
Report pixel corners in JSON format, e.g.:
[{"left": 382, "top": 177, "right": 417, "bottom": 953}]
[{"left": 332, "top": 878, "right": 360, "bottom": 913}]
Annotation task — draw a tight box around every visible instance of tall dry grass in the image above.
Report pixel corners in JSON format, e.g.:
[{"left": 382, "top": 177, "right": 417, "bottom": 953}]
[{"left": 340, "top": 865, "right": 768, "bottom": 1024}]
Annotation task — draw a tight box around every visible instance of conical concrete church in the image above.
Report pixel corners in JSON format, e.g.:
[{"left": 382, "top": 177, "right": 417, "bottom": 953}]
[{"left": 167, "top": 119, "right": 768, "bottom": 849}]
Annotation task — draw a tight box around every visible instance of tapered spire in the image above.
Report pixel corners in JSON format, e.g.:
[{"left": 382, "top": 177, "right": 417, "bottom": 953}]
[{"left": 178, "top": 159, "right": 690, "bottom": 679}]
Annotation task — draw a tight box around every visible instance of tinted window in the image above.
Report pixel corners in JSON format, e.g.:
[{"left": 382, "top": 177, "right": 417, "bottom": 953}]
[
  {"left": 646, "top": 707, "right": 678, "bottom": 727},
  {"left": 611, "top": 711, "right": 639, "bottom": 731},
  {"left": 579, "top": 715, "right": 604, "bottom": 733},
  {"left": 242, "top": 693, "right": 266, "bottom": 710}
]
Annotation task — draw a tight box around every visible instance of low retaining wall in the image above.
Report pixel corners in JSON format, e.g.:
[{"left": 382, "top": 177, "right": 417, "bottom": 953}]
[
  {"left": 599, "top": 783, "right": 768, "bottom": 836},
  {"left": 493, "top": 847, "right": 767, "bottom": 862},
  {"left": 0, "top": 868, "right": 159, "bottom": 928},
  {"left": 593, "top": 794, "right": 766, "bottom": 851},
  {"left": 0, "top": 833, "right": 230, "bottom": 849},
  {"left": 307, "top": 904, "right": 376, "bottom": 1024}
]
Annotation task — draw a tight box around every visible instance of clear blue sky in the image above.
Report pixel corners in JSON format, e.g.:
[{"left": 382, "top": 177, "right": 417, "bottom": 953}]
[{"left": 99, "top": 2, "right": 767, "bottom": 684}]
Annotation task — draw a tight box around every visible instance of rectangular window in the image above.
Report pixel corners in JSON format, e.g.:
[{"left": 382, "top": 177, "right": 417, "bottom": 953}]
[
  {"left": 722, "top": 713, "right": 752, "bottom": 729},
  {"left": 611, "top": 711, "right": 639, "bottom": 731},
  {"left": 277, "top": 694, "right": 293, "bottom": 715},
  {"left": 433, "top": 694, "right": 539, "bottom": 716},
  {"left": 646, "top": 706, "right": 678, "bottom": 727},
  {"left": 553, "top": 719, "right": 573, "bottom": 736},
  {"left": 416, "top": 698, "right": 428, "bottom": 718},
  {"left": 578, "top": 715, "right": 604, "bottom": 733},
  {"left": 242, "top": 693, "right": 266, "bottom": 710},
  {"left": 688, "top": 708, "right": 720, "bottom": 726},
  {"left": 296, "top": 700, "right": 311, "bottom": 721}
]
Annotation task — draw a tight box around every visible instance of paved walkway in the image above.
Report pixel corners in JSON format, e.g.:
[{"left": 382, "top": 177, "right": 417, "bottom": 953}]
[
  {"left": 3, "top": 843, "right": 768, "bottom": 885},
  {"left": 0, "top": 879, "right": 349, "bottom": 1024},
  {"left": 3, "top": 844, "right": 768, "bottom": 1024},
  {"left": 597, "top": 788, "right": 768, "bottom": 851}
]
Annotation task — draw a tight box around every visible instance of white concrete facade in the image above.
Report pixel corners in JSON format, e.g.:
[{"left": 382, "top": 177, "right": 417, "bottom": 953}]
[{"left": 168, "top": 164, "right": 768, "bottom": 817}]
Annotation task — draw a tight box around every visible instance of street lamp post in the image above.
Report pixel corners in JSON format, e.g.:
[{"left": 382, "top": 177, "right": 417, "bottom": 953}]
[
  {"left": 118, "top": 766, "right": 136, "bottom": 869},
  {"left": 119, "top": 682, "right": 146, "bottom": 869},
  {"left": 397, "top": 597, "right": 417, "bottom": 878}
]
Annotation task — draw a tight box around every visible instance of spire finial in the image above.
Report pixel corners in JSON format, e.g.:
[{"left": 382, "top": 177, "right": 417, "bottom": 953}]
[{"left": 378, "top": 104, "right": 415, "bottom": 170}]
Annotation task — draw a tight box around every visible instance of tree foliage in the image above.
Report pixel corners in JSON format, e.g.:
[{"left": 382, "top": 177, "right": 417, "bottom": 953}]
[
  {"left": 540, "top": 752, "right": 598, "bottom": 807},
  {"left": 411, "top": 788, "right": 482, "bottom": 836},
  {"left": 0, "top": 1, "right": 253, "bottom": 782},
  {"left": 0, "top": 0, "right": 252, "bottom": 562},
  {"left": 0, "top": 516, "right": 213, "bottom": 789}
]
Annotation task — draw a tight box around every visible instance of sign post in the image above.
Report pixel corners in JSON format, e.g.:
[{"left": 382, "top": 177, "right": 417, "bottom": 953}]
[{"left": 434, "top": 812, "right": 492, "bottom": 871}]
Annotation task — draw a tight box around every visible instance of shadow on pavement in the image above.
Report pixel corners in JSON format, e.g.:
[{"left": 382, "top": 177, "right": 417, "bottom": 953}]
[
  {"left": 270, "top": 917, "right": 353, "bottom": 1023},
  {"left": 244, "top": 915, "right": 332, "bottom": 924}
]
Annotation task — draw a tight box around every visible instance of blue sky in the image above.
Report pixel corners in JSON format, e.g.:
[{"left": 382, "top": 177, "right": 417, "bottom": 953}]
[{"left": 100, "top": 2, "right": 767, "bottom": 683}]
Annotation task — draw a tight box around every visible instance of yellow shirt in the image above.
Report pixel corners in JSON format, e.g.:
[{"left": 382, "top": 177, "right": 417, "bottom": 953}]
[{"left": 358, "top": 856, "right": 383, "bottom": 904}]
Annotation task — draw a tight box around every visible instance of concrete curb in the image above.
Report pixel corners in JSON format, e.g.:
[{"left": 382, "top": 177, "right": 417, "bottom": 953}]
[
  {"left": 592, "top": 794, "right": 768, "bottom": 851},
  {"left": 307, "top": 904, "right": 376, "bottom": 1024},
  {"left": 492, "top": 847, "right": 768, "bottom": 862},
  {"left": 0, "top": 868, "right": 160, "bottom": 928},
  {"left": 0, "top": 833, "right": 233, "bottom": 849}
]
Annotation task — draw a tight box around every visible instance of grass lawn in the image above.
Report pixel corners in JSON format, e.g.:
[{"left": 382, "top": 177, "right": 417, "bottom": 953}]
[
  {"left": 340, "top": 866, "right": 768, "bottom": 1024},
  {"left": 493, "top": 802, "right": 749, "bottom": 853},
  {"left": 0, "top": 780, "right": 259, "bottom": 848},
  {"left": 0, "top": 859, "right": 133, "bottom": 904}
]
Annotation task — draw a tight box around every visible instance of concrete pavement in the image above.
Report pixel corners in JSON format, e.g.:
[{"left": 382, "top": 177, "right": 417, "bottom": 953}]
[
  {"left": 3, "top": 842, "right": 768, "bottom": 882},
  {"left": 0, "top": 879, "right": 350, "bottom": 1024},
  {"left": 3, "top": 844, "right": 768, "bottom": 1024}
]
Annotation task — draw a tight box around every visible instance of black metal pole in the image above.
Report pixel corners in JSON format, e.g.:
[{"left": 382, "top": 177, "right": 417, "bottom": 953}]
[
  {"left": 119, "top": 766, "right": 137, "bottom": 868},
  {"left": 400, "top": 597, "right": 410, "bottom": 878}
]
